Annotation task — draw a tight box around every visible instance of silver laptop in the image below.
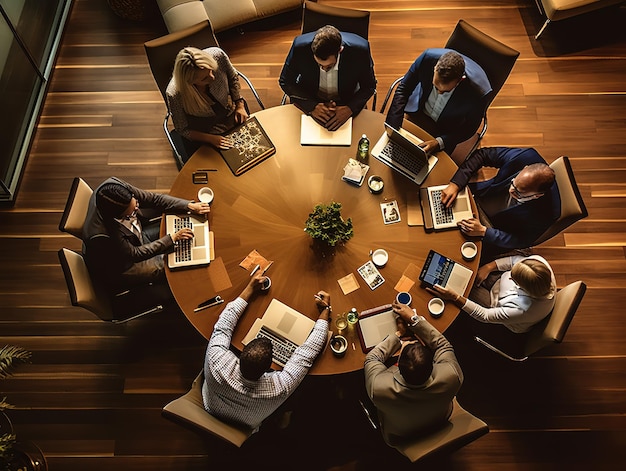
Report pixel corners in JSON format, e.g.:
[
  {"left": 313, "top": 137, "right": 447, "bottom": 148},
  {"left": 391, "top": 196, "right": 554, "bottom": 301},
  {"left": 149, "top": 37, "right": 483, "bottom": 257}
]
[
  {"left": 421, "top": 184, "right": 474, "bottom": 230},
  {"left": 300, "top": 114, "right": 352, "bottom": 146},
  {"left": 165, "top": 214, "right": 210, "bottom": 269},
  {"left": 419, "top": 250, "right": 473, "bottom": 294},
  {"left": 242, "top": 298, "right": 316, "bottom": 366},
  {"left": 371, "top": 123, "right": 437, "bottom": 185}
]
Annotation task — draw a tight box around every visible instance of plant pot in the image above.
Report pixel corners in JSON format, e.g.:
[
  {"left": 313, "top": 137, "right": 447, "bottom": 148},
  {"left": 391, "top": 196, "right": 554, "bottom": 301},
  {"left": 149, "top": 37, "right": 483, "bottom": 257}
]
[{"left": 8, "top": 441, "right": 47, "bottom": 471}]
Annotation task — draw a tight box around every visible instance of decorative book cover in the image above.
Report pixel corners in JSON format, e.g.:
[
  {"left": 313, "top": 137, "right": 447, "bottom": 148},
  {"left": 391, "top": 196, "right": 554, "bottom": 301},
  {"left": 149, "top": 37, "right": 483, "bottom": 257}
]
[{"left": 219, "top": 116, "right": 276, "bottom": 176}]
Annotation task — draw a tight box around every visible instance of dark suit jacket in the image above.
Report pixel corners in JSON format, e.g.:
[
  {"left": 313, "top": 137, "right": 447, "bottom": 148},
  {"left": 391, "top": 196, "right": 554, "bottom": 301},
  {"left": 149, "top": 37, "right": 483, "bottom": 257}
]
[
  {"left": 450, "top": 147, "right": 561, "bottom": 260},
  {"left": 279, "top": 31, "right": 376, "bottom": 115},
  {"left": 385, "top": 48, "right": 491, "bottom": 153}
]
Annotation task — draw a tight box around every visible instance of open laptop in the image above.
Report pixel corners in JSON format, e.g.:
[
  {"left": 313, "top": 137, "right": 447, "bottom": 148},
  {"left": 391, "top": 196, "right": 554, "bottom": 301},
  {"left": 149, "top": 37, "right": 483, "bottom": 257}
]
[
  {"left": 419, "top": 249, "right": 473, "bottom": 294},
  {"left": 420, "top": 184, "right": 474, "bottom": 230},
  {"left": 371, "top": 123, "right": 437, "bottom": 185},
  {"left": 165, "top": 214, "right": 210, "bottom": 269},
  {"left": 300, "top": 114, "right": 352, "bottom": 146},
  {"left": 242, "top": 298, "right": 316, "bottom": 366}
]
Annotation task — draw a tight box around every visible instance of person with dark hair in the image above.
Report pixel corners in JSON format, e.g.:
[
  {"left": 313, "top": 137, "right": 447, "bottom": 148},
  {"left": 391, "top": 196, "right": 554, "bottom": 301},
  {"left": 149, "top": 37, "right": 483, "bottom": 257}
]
[
  {"left": 82, "top": 177, "right": 210, "bottom": 288},
  {"left": 203, "top": 274, "right": 331, "bottom": 432},
  {"left": 364, "top": 302, "right": 463, "bottom": 446},
  {"left": 385, "top": 49, "right": 491, "bottom": 155},
  {"left": 279, "top": 25, "right": 376, "bottom": 131},
  {"left": 440, "top": 147, "right": 560, "bottom": 262}
]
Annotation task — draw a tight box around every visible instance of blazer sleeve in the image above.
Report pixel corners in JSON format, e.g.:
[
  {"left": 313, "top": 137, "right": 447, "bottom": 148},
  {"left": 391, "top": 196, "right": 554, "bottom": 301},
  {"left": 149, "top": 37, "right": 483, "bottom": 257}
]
[
  {"left": 341, "top": 37, "right": 376, "bottom": 116},
  {"left": 279, "top": 38, "right": 320, "bottom": 114},
  {"left": 364, "top": 334, "right": 401, "bottom": 400},
  {"left": 385, "top": 52, "right": 429, "bottom": 129}
]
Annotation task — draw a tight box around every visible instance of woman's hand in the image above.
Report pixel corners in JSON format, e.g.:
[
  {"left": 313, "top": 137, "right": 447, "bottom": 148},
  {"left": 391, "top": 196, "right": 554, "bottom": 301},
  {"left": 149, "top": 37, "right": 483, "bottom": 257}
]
[
  {"left": 427, "top": 283, "right": 459, "bottom": 302},
  {"left": 234, "top": 100, "right": 248, "bottom": 124},
  {"left": 474, "top": 260, "right": 498, "bottom": 286},
  {"left": 208, "top": 134, "right": 234, "bottom": 150}
]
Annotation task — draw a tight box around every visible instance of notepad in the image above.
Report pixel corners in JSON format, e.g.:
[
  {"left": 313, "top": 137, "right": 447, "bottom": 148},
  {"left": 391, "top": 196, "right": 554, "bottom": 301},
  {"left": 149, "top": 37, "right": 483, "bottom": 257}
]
[{"left": 300, "top": 115, "right": 352, "bottom": 146}]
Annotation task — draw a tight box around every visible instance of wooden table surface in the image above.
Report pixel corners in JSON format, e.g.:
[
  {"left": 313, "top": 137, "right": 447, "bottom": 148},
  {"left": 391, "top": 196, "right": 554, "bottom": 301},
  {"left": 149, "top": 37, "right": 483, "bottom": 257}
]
[{"left": 165, "top": 105, "right": 480, "bottom": 375}]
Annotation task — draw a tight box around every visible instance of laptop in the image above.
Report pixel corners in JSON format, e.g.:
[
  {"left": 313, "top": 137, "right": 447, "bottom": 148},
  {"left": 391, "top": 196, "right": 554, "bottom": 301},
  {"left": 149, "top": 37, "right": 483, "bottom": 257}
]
[
  {"left": 419, "top": 249, "right": 473, "bottom": 294},
  {"left": 242, "top": 298, "right": 316, "bottom": 366},
  {"left": 165, "top": 214, "right": 211, "bottom": 269},
  {"left": 300, "top": 114, "right": 352, "bottom": 146},
  {"left": 420, "top": 184, "right": 473, "bottom": 230},
  {"left": 371, "top": 123, "right": 437, "bottom": 185}
]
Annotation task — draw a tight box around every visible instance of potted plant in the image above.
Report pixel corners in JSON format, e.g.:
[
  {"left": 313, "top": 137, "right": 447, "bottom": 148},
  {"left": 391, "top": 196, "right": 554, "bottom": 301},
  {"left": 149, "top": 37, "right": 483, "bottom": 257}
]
[
  {"left": 304, "top": 201, "right": 354, "bottom": 248},
  {"left": 0, "top": 345, "right": 46, "bottom": 471}
]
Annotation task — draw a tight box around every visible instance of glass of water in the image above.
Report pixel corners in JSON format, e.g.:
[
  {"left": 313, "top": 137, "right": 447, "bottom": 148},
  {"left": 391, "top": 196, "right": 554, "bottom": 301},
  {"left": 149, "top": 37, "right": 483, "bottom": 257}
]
[{"left": 335, "top": 314, "right": 348, "bottom": 331}]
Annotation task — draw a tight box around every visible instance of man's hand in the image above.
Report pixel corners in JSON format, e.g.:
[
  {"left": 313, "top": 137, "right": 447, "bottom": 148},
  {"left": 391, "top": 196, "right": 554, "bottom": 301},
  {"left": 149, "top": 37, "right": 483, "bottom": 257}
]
[
  {"left": 240, "top": 272, "right": 265, "bottom": 302},
  {"left": 458, "top": 217, "right": 486, "bottom": 237},
  {"left": 187, "top": 202, "right": 211, "bottom": 215},
  {"left": 419, "top": 139, "right": 440, "bottom": 154},
  {"left": 441, "top": 182, "right": 460, "bottom": 209},
  {"left": 172, "top": 228, "right": 194, "bottom": 242},
  {"left": 314, "top": 290, "right": 331, "bottom": 320},
  {"left": 324, "top": 105, "right": 352, "bottom": 131},
  {"left": 310, "top": 103, "right": 336, "bottom": 124},
  {"left": 392, "top": 301, "right": 414, "bottom": 325}
]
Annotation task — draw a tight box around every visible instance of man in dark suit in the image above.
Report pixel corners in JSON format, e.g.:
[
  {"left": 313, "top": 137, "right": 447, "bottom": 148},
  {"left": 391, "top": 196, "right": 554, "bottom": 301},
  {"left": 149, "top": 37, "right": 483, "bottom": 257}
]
[
  {"left": 385, "top": 48, "right": 491, "bottom": 155},
  {"left": 279, "top": 25, "right": 376, "bottom": 131},
  {"left": 441, "top": 147, "right": 560, "bottom": 262}
]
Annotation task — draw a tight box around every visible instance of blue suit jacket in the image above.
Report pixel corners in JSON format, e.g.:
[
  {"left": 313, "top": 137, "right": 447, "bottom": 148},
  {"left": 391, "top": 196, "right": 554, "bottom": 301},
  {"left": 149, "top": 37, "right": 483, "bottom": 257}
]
[
  {"left": 385, "top": 48, "right": 491, "bottom": 153},
  {"left": 450, "top": 147, "right": 561, "bottom": 260},
  {"left": 279, "top": 31, "right": 376, "bottom": 115}
]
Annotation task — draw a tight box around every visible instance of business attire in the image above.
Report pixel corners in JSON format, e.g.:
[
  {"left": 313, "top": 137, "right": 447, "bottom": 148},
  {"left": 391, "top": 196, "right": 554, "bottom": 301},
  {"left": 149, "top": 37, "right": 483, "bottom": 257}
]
[
  {"left": 364, "top": 318, "right": 463, "bottom": 447},
  {"left": 279, "top": 31, "right": 376, "bottom": 116},
  {"left": 83, "top": 177, "right": 191, "bottom": 288},
  {"left": 385, "top": 48, "right": 491, "bottom": 154},
  {"left": 450, "top": 147, "right": 561, "bottom": 262},
  {"left": 203, "top": 297, "right": 328, "bottom": 432},
  {"left": 166, "top": 47, "right": 242, "bottom": 156}
]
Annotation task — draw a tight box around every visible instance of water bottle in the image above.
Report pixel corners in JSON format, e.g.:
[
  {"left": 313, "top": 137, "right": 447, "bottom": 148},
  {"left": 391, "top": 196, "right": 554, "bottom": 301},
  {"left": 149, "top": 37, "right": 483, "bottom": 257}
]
[{"left": 357, "top": 134, "right": 369, "bottom": 161}]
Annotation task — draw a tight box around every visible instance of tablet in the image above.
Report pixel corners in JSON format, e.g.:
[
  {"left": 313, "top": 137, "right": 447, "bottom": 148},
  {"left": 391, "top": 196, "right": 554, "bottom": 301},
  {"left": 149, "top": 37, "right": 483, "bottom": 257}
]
[{"left": 356, "top": 304, "right": 397, "bottom": 352}]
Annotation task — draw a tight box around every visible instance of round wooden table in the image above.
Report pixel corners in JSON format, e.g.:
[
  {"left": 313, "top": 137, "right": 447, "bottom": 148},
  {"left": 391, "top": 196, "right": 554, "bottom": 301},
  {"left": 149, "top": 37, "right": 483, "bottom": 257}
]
[{"left": 166, "top": 105, "right": 480, "bottom": 374}]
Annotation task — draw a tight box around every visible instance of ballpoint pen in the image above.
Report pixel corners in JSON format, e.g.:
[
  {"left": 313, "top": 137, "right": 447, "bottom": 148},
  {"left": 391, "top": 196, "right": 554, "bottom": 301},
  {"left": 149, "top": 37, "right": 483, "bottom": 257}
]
[
  {"left": 250, "top": 264, "right": 261, "bottom": 276},
  {"left": 194, "top": 295, "right": 224, "bottom": 312}
]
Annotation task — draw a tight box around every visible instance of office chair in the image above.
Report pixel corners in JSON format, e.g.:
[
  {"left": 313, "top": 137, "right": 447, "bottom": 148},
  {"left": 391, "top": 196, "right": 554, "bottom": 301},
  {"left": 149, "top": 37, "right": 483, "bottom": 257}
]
[
  {"left": 533, "top": 156, "right": 588, "bottom": 246},
  {"left": 144, "top": 20, "right": 265, "bottom": 169},
  {"left": 58, "top": 177, "right": 93, "bottom": 239},
  {"left": 58, "top": 248, "right": 165, "bottom": 323},
  {"left": 394, "top": 398, "right": 489, "bottom": 463},
  {"left": 380, "top": 20, "right": 519, "bottom": 163},
  {"left": 162, "top": 371, "right": 254, "bottom": 447},
  {"left": 475, "top": 280, "right": 587, "bottom": 361}
]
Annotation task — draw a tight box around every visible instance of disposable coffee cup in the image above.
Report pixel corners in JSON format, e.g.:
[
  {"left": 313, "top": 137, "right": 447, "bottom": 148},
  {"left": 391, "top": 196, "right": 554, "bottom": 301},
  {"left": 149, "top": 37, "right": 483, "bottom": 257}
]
[
  {"left": 261, "top": 276, "right": 271, "bottom": 291},
  {"left": 428, "top": 297, "right": 445, "bottom": 318},
  {"left": 197, "top": 187, "right": 214, "bottom": 204},
  {"left": 396, "top": 291, "right": 412, "bottom": 305},
  {"left": 461, "top": 241, "right": 477, "bottom": 261},
  {"left": 330, "top": 335, "right": 348, "bottom": 357}
]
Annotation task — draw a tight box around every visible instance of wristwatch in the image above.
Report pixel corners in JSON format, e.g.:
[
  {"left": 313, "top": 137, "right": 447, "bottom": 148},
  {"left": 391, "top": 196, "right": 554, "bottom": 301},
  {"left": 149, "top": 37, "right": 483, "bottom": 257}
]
[{"left": 410, "top": 314, "right": 424, "bottom": 327}]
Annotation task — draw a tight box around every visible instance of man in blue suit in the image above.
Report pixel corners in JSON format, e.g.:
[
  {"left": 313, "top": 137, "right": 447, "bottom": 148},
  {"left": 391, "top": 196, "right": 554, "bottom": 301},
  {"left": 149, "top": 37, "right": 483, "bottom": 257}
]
[
  {"left": 441, "top": 147, "right": 560, "bottom": 262},
  {"left": 385, "top": 49, "right": 491, "bottom": 155},
  {"left": 279, "top": 25, "right": 376, "bottom": 131}
]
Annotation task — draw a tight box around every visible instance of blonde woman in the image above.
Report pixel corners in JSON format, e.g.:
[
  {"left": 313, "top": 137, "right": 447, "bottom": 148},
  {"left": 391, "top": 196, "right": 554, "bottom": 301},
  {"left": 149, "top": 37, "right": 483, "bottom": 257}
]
[{"left": 166, "top": 47, "right": 248, "bottom": 158}]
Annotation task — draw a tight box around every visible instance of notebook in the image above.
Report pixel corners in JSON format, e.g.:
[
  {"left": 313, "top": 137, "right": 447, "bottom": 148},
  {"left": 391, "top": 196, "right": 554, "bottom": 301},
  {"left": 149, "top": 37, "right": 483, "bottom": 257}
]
[
  {"left": 371, "top": 123, "right": 437, "bottom": 185},
  {"left": 419, "top": 250, "right": 473, "bottom": 294},
  {"left": 242, "top": 298, "right": 316, "bottom": 364},
  {"left": 220, "top": 116, "right": 276, "bottom": 176},
  {"left": 300, "top": 114, "right": 352, "bottom": 146},
  {"left": 420, "top": 184, "right": 473, "bottom": 230},
  {"left": 165, "top": 214, "right": 211, "bottom": 269},
  {"left": 356, "top": 304, "right": 398, "bottom": 352}
]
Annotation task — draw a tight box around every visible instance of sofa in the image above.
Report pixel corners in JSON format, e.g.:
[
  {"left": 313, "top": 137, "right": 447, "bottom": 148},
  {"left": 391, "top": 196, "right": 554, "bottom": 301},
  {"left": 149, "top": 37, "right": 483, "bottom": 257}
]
[
  {"left": 534, "top": 0, "right": 624, "bottom": 39},
  {"left": 157, "top": 0, "right": 304, "bottom": 33}
]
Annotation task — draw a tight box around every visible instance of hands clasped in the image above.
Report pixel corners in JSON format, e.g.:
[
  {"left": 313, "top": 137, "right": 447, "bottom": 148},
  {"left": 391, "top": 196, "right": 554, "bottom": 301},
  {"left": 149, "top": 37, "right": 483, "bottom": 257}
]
[{"left": 311, "top": 102, "right": 353, "bottom": 131}]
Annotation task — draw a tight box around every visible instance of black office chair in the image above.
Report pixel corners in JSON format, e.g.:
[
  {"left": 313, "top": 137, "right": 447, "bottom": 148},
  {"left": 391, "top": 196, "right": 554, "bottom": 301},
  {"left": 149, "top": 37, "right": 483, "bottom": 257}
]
[
  {"left": 144, "top": 20, "right": 265, "bottom": 169},
  {"left": 58, "top": 177, "right": 93, "bottom": 239}
]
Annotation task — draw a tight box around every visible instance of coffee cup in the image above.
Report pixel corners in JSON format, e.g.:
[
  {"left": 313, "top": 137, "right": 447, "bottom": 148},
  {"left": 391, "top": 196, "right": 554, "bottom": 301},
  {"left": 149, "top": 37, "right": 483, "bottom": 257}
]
[
  {"left": 197, "top": 187, "right": 214, "bottom": 204},
  {"left": 371, "top": 248, "right": 388, "bottom": 268},
  {"left": 367, "top": 175, "right": 384, "bottom": 194},
  {"left": 428, "top": 297, "right": 445, "bottom": 318},
  {"left": 261, "top": 276, "right": 271, "bottom": 291},
  {"left": 330, "top": 335, "right": 348, "bottom": 357},
  {"left": 461, "top": 241, "right": 477, "bottom": 261},
  {"left": 396, "top": 291, "right": 412, "bottom": 305}
]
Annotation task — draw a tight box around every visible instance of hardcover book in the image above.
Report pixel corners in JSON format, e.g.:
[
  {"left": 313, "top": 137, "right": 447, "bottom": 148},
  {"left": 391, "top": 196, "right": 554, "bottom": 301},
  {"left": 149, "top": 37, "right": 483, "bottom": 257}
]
[{"left": 220, "top": 116, "right": 275, "bottom": 176}]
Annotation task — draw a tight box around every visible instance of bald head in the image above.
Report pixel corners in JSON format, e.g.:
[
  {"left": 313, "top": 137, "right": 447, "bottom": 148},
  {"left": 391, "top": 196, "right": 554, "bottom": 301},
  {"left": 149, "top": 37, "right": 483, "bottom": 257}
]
[{"left": 519, "top": 163, "right": 555, "bottom": 193}]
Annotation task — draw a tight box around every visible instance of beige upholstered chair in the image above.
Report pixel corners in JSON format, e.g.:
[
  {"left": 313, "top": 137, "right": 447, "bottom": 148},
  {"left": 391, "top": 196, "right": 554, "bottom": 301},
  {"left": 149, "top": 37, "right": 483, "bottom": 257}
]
[
  {"left": 162, "top": 371, "right": 254, "bottom": 447},
  {"left": 58, "top": 248, "right": 164, "bottom": 323},
  {"left": 58, "top": 177, "right": 93, "bottom": 239},
  {"left": 534, "top": 0, "right": 624, "bottom": 39},
  {"left": 533, "top": 156, "right": 588, "bottom": 246},
  {"left": 475, "top": 281, "right": 587, "bottom": 361},
  {"left": 394, "top": 398, "right": 489, "bottom": 463}
]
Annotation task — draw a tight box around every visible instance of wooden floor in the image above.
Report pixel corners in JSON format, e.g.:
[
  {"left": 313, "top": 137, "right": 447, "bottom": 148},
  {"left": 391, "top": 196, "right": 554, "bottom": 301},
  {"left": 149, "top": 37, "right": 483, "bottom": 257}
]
[{"left": 1, "top": 0, "right": 625, "bottom": 469}]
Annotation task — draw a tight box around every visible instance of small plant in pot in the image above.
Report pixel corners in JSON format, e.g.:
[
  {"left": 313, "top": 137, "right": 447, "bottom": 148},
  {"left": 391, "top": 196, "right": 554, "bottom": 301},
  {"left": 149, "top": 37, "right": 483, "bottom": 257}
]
[{"left": 304, "top": 201, "right": 354, "bottom": 250}]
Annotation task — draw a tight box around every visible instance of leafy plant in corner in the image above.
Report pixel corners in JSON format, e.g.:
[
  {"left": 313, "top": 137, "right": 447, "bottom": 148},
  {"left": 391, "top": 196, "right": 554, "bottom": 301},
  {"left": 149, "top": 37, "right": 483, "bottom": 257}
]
[{"left": 304, "top": 202, "right": 354, "bottom": 247}]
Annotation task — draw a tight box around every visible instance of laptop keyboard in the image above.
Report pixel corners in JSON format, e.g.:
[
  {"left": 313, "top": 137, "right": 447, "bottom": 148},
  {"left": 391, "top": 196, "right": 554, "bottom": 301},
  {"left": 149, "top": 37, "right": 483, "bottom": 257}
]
[
  {"left": 173, "top": 216, "right": 193, "bottom": 262},
  {"left": 256, "top": 325, "right": 298, "bottom": 367},
  {"left": 380, "top": 140, "right": 426, "bottom": 175},
  {"left": 430, "top": 189, "right": 454, "bottom": 225}
]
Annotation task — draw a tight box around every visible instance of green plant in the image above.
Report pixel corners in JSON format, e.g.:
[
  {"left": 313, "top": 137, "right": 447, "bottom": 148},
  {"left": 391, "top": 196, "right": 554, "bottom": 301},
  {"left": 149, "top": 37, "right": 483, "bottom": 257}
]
[{"left": 304, "top": 202, "right": 354, "bottom": 247}]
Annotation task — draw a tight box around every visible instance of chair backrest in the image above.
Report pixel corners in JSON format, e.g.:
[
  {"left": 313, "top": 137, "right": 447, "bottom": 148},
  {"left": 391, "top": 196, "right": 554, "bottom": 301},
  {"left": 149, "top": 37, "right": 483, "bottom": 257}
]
[
  {"left": 144, "top": 20, "right": 219, "bottom": 103},
  {"left": 58, "top": 177, "right": 93, "bottom": 239},
  {"left": 58, "top": 248, "right": 114, "bottom": 321},
  {"left": 162, "top": 371, "right": 253, "bottom": 447},
  {"left": 394, "top": 398, "right": 489, "bottom": 462},
  {"left": 445, "top": 19, "right": 520, "bottom": 108},
  {"left": 523, "top": 281, "right": 586, "bottom": 357},
  {"left": 534, "top": 156, "right": 588, "bottom": 246},
  {"left": 301, "top": 0, "right": 370, "bottom": 39}
]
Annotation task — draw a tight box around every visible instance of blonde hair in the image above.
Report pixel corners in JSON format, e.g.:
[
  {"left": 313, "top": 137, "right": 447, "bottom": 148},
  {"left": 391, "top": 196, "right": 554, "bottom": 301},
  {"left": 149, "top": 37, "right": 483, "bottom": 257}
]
[
  {"left": 173, "top": 47, "right": 218, "bottom": 116},
  {"left": 511, "top": 258, "right": 552, "bottom": 298}
]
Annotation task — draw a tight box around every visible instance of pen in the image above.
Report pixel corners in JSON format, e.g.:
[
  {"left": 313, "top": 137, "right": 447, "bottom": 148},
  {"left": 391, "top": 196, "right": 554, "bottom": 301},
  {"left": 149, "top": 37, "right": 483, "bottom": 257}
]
[
  {"left": 196, "top": 168, "right": 218, "bottom": 172},
  {"left": 193, "top": 298, "right": 224, "bottom": 312},
  {"left": 250, "top": 264, "right": 260, "bottom": 276}
]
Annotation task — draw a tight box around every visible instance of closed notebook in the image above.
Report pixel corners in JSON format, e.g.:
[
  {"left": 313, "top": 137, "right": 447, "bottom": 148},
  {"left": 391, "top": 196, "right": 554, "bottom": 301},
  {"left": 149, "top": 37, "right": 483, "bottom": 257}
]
[{"left": 219, "top": 116, "right": 276, "bottom": 176}]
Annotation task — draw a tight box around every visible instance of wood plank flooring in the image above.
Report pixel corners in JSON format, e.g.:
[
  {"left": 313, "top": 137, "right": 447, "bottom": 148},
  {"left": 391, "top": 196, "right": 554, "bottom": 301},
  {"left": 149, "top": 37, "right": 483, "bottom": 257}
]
[{"left": 1, "top": 1, "right": 625, "bottom": 469}]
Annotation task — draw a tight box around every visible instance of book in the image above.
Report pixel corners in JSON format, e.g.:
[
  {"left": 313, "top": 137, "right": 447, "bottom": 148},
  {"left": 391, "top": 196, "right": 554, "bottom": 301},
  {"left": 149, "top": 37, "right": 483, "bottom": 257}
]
[
  {"left": 219, "top": 116, "right": 275, "bottom": 176},
  {"left": 342, "top": 158, "right": 370, "bottom": 186}
]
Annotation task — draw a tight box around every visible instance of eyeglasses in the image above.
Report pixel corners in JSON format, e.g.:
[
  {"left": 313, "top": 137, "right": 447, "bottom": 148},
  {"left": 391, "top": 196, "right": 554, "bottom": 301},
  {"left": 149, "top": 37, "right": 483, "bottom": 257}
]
[{"left": 510, "top": 179, "right": 541, "bottom": 201}]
